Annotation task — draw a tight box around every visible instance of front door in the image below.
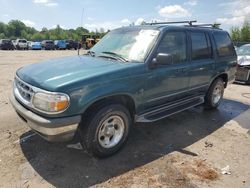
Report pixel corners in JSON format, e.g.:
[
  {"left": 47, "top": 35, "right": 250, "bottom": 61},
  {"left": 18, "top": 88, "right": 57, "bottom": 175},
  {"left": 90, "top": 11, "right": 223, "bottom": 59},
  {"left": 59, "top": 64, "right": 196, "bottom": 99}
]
[{"left": 143, "top": 31, "right": 191, "bottom": 111}]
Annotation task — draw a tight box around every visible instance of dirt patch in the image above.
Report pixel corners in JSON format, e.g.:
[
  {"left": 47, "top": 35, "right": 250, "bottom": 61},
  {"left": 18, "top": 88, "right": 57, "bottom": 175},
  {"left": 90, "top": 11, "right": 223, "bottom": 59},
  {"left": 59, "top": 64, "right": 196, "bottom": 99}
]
[{"left": 178, "top": 159, "right": 219, "bottom": 182}]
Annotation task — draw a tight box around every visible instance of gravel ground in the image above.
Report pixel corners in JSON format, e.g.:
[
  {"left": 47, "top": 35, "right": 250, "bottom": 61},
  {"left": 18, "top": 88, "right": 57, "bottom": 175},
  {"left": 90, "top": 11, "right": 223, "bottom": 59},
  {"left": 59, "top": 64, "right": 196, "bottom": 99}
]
[{"left": 0, "top": 50, "right": 249, "bottom": 188}]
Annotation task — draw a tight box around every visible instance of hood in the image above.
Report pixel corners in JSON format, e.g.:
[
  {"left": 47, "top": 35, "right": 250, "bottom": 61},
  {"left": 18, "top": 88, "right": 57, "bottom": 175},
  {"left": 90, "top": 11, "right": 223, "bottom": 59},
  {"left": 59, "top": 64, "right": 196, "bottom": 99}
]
[
  {"left": 17, "top": 55, "right": 141, "bottom": 91},
  {"left": 237, "top": 55, "right": 250, "bottom": 66}
]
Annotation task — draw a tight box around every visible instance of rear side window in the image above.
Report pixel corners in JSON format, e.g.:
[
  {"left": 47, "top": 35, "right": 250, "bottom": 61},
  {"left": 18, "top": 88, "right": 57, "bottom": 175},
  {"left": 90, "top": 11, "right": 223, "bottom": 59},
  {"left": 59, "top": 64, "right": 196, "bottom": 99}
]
[
  {"left": 157, "top": 31, "right": 187, "bottom": 63},
  {"left": 191, "top": 32, "right": 212, "bottom": 60},
  {"left": 214, "top": 32, "right": 234, "bottom": 57}
]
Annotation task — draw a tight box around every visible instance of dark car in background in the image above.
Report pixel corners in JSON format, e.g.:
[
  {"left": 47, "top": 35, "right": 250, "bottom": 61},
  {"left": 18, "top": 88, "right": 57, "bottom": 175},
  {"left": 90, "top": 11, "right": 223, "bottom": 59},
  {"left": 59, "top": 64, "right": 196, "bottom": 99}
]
[
  {"left": 54, "top": 40, "right": 66, "bottom": 50},
  {"left": 0, "top": 39, "right": 15, "bottom": 50},
  {"left": 66, "top": 40, "right": 79, "bottom": 50},
  {"left": 235, "top": 44, "right": 250, "bottom": 84},
  {"left": 41, "top": 40, "right": 55, "bottom": 50}
]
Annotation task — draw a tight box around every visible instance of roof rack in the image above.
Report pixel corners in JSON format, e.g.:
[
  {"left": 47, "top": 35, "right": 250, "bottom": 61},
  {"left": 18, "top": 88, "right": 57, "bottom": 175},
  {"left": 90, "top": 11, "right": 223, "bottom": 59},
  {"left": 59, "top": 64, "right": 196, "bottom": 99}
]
[
  {"left": 144, "top": 21, "right": 221, "bottom": 29},
  {"left": 191, "top": 23, "right": 221, "bottom": 28},
  {"left": 145, "top": 20, "right": 197, "bottom": 26}
]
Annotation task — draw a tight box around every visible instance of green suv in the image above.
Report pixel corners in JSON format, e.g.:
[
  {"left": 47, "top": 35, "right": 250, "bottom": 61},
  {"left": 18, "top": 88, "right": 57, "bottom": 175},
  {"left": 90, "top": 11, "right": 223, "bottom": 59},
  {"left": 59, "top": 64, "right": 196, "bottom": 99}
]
[{"left": 10, "top": 21, "right": 237, "bottom": 157}]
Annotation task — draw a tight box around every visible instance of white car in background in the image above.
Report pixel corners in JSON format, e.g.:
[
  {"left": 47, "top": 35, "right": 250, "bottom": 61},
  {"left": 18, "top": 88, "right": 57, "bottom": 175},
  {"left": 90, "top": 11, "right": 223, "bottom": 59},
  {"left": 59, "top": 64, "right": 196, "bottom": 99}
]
[
  {"left": 235, "top": 44, "right": 250, "bottom": 84},
  {"left": 14, "top": 39, "right": 28, "bottom": 50}
]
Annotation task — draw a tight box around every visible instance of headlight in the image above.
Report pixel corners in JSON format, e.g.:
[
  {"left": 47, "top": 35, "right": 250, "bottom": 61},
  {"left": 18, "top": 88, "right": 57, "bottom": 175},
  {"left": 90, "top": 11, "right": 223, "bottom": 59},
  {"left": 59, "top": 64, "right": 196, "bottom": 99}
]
[{"left": 32, "top": 92, "right": 69, "bottom": 113}]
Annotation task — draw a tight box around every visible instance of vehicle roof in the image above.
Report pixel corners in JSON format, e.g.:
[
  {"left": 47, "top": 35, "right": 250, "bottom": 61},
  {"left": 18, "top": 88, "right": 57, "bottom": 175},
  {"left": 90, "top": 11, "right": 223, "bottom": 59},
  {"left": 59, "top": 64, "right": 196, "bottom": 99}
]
[
  {"left": 115, "top": 24, "right": 227, "bottom": 33},
  {"left": 240, "top": 44, "right": 250, "bottom": 47}
]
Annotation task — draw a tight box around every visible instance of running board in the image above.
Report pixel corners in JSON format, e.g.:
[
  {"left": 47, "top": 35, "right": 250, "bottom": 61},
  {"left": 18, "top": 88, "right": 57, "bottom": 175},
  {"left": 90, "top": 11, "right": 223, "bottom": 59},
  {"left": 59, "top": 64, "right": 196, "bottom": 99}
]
[{"left": 136, "top": 96, "right": 204, "bottom": 122}]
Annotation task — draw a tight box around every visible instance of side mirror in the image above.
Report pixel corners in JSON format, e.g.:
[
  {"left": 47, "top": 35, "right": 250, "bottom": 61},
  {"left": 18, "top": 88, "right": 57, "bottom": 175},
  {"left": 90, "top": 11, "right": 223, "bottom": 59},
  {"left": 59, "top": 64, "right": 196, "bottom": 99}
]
[{"left": 150, "top": 53, "right": 173, "bottom": 68}]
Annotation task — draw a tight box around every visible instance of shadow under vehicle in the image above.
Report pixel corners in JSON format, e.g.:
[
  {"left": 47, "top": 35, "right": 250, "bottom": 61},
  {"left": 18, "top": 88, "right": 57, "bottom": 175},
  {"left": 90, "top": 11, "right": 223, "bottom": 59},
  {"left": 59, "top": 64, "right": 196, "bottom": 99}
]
[{"left": 19, "top": 98, "right": 249, "bottom": 187}]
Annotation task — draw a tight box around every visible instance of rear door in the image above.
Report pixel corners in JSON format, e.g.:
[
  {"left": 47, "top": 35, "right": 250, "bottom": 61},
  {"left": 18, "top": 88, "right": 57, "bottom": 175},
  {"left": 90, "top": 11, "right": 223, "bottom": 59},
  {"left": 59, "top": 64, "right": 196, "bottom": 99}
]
[{"left": 187, "top": 31, "right": 215, "bottom": 94}]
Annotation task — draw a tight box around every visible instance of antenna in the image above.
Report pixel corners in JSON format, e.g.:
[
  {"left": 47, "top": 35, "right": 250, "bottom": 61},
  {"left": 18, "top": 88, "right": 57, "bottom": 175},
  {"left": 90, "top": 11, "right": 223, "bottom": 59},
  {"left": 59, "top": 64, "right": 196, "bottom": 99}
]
[{"left": 78, "top": 8, "right": 84, "bottom": 55}]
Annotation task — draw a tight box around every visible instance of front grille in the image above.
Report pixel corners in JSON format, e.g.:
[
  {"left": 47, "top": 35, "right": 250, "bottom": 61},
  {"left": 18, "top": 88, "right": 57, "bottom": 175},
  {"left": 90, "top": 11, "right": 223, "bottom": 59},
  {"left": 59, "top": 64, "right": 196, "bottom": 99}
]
[{"left": 14, "top": 77, "right": 34, "bottom": 102}]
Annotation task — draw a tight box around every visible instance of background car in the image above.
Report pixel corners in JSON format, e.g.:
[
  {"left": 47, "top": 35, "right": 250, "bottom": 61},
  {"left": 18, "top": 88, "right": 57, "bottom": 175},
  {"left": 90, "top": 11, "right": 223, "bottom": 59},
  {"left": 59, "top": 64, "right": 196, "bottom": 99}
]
[
  {"left": 28, "top": 41, "right": 42, "bottom": 50},
  {"left": 54, "top": 40, "right": 66, "bottom": 50},
  {"left": 0, "top": 39, "right": 15, "bottom": 50},
  {"left": 66, "top": 40, "right": 79, "bottom": 50},
  {"left": 235, "top": 44, "right": 250, "bottom": 84},
  {"left": 41, "top": 40, "right": 55, "bottom": 50},
  {"left": 14, "top": 39, "right": 28, "bottom": 50}
]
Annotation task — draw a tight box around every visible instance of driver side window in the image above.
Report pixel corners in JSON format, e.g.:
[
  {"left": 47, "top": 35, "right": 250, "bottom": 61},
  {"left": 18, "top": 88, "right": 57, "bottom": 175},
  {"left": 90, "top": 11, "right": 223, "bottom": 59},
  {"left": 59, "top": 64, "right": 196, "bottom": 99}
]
[{"left": 157, "top": 31, "right": 187, "bottom": 63}]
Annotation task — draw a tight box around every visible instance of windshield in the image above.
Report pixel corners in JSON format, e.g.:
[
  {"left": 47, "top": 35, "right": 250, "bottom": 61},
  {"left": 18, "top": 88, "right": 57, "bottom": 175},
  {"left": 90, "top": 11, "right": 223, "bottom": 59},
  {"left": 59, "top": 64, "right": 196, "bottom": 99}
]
[
  {"left": 19, "top": 40, "right": 27, "bottom": 43},
  {"left": 236, "top": 45, "right": 250, "bottom": 56},
  {"left": 90, "top": 28, "right": 160, "bottom": 62},
  {"left": 2, "top": 40, "right": 11, "bottom": 43}
]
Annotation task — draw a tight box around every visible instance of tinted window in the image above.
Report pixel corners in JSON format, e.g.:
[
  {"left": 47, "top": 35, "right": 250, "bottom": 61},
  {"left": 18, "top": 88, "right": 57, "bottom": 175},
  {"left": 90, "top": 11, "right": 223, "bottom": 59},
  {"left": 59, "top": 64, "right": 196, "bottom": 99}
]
[
  {"left": 2, "top": 40, "right": 11, "bottom": 43},
  {"left": 157, "top": 31, "right": 187, "bottom": 63},
  {"left": 46, "top": 41, "right": 53, "bottom": 44},
  {"left": 214, "top": 32, "right": 234, "bottom": 57},
  {"left": 191, "top": 32, "right": 212, "bottom": 60}
]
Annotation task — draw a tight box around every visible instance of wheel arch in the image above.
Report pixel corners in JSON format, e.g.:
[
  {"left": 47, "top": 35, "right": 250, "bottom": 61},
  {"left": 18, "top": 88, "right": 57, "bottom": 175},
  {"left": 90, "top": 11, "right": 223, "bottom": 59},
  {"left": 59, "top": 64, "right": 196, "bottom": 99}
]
[
  {"left": 211, "top": 73, "right": 228, "bottom": 88},
  {"left": 80, "top": 93, "right": 136, "bottom": 123}
]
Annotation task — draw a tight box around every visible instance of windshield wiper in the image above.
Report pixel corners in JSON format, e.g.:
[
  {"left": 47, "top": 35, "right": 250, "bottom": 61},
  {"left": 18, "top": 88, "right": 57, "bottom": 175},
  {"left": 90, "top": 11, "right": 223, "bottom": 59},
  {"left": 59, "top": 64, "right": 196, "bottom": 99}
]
[{"left": 100, "top": 51, "right": 129, "bottom": 62}]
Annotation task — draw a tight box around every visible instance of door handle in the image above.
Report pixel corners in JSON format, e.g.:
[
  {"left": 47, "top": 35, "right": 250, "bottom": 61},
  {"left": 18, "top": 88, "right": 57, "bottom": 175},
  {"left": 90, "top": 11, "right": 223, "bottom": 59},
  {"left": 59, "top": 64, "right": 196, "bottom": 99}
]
[
  {"left": 175, "top": 69, "right": 182, "bottom": 73},
  {"left": 182, "top": 68, "right": 188, "bottom": 72}
]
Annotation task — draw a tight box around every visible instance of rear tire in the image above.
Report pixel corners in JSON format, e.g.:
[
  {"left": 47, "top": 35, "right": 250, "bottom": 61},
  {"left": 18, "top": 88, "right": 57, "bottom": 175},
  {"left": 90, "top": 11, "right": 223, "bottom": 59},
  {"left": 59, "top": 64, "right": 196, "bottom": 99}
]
[
  {"left": 204, "top": 78, "right": 224, "bottom": 109},
  {"left": 80, "top": 104, "right": 131, "bottom": 158},
  {"left": 247, "top": 71, "right": 250, "bottom": 85}
]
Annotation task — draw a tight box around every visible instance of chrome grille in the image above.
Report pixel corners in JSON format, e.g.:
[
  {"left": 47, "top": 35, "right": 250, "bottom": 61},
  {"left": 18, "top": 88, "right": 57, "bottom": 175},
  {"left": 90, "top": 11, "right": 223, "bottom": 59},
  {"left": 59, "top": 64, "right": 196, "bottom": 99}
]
[{"left": 14, "top": 77, "right": 34, "bottom": 102}]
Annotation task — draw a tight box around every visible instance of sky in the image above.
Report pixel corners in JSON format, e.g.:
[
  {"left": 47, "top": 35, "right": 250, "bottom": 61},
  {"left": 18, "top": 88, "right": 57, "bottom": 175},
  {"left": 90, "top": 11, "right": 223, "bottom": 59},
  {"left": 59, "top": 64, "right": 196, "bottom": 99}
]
[{"left": 0, "top": 0, "right": 250, "bottom": 31}]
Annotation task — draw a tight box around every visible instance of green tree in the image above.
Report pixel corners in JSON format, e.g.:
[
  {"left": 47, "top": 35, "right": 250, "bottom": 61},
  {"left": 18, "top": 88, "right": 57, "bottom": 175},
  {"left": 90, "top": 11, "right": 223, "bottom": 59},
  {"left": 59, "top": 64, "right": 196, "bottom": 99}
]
[
  {"left": 240, "top": 21, "right": 250, "bottom": 42},
  {"left": 0, "top": 22, "right": 7, "bottom": 36},
  {"left": 31, "top": 32, "right": 43, "bottom": 41},
  {"left": 7, "top": 20, "right": 26, "bottom": 38},
  {"left": 231, "top": 27, "right": 241, "bottom": 42},
  {"left": 0, "top": 19, "right": 90, "bottom": 41},
  {"left": 0, "top": 33, "right": 6, "bottom": 39},
  {"left": 230, "top": 20, "right": 250, "bottom": 42}
]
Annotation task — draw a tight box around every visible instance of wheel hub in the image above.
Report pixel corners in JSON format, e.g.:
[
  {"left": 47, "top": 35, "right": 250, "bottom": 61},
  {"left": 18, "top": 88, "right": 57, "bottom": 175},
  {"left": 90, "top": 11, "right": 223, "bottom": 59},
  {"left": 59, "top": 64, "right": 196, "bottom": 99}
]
[
  {"left": 212, "top": 84, "right": 223, "bottom": 104},
  {"left": 98, "top": 115, "right": 125, "bottom": 148}
]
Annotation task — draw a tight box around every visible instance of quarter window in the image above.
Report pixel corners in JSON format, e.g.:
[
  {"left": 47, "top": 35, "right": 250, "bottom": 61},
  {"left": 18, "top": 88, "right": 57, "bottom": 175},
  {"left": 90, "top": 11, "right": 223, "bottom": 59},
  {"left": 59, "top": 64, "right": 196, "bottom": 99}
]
[
  {"left": 214, "top": 32, "right": 234, "bottom": 57},
  {"left": 191, "top": 32, "right": 212, "bottom": 60},
  {"left": 157, "top": 32, "right": 187, "bottom": 63}
]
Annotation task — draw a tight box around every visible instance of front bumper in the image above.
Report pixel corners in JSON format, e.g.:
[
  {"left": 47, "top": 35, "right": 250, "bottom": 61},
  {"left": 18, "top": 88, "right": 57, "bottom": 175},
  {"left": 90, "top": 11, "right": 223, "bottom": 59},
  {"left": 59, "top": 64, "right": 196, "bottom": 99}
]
[
  {"left": 10, "top": 94, "right": 81, "bottom": 142},
  {"left": 32, "top": 46, "right": 42, "bottom": 50}
]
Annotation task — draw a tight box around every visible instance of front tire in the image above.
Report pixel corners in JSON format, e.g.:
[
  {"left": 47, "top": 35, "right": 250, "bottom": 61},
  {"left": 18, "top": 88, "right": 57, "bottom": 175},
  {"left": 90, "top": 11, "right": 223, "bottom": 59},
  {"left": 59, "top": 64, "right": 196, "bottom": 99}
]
[
  {"left": 80, "top": 104, "right": 131, "bottom": 158},
  {"left": 204, "top": 78, "right": 224, "bottom": 109}
]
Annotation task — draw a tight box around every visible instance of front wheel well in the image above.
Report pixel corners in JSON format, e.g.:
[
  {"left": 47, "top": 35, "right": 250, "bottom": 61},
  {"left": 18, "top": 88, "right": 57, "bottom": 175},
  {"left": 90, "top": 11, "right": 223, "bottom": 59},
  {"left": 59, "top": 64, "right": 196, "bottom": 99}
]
[
  {"left": 81, "top": 95, "right": 136, "bottom": 122},
  {"left": 214, "top": 73, "right": 228, "bottom": 88}
]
